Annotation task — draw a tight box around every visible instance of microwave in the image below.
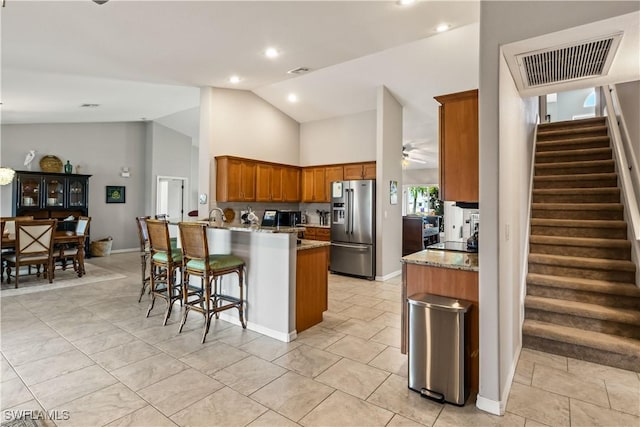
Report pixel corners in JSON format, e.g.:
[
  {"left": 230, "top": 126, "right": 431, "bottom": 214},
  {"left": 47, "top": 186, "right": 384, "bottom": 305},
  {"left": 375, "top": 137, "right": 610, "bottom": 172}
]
[{"left": 276, "top": 210, "right": 301, "bottom": 227}]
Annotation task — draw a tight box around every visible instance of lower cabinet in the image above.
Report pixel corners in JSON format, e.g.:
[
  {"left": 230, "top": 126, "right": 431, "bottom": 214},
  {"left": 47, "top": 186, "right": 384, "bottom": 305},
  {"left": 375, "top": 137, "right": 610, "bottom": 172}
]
[
  {"left": 304, "top": 226, "right": 330, "bottom": 241},
  {"left": 296, "top": 246, "right": 329, "bottom": 332}
]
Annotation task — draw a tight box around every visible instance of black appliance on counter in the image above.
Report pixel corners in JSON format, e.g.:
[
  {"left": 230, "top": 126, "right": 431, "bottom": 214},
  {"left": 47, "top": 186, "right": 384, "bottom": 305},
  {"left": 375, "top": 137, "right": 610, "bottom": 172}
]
[{"left": 276, "top": 210, "right": 301, "bottom": 227}]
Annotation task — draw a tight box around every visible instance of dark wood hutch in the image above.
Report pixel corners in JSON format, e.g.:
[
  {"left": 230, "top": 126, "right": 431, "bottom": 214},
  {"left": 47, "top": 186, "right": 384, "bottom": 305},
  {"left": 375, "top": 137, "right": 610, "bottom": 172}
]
[{"left": 12, "top": 170, "right": 91, "bottom": 253}]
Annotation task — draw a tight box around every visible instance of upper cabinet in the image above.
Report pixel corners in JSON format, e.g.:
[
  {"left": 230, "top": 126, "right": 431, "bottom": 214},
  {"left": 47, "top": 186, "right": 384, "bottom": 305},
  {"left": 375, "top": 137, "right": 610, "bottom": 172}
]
[
  {"left": 256, "top": 163, "right": 301, "bottom": 202},
  {"left": 435, "top": 89, "right": 478, "bottom": 202},
  {"left": 282, "top": 167, "right": 301, "bottom": 202},
  {"left": 324, "top": 166, "right": 344, "bottom": 202},
  {"left": 216, "top": 156, "right": 256, "bottom": 202},
  {"left": 302, "top": 167, "right": 326, "bottom": 202},
  {"left": 343, "top": 162, "right": 376, "bottom": 180}
]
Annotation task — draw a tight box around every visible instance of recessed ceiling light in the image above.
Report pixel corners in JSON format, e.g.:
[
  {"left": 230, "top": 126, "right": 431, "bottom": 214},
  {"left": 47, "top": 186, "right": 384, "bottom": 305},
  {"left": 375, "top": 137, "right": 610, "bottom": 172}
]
[
  {"left": 436, "top": 23, "right": 451, "bottom": 33},
  {"left": 287, "top": 94, "right": 298, "bottom": 103},
  {"left": 397, "top": 0, "right": 415, "bottom": 5},
  {"left": 80, "top": 103, "right": 100, "bottom": 108},
  {"left": 265, "top": 47, "right": 279, "bottom": 58},
  {"left": 229, "top": 75, "right": 241, "bottom": 84}
]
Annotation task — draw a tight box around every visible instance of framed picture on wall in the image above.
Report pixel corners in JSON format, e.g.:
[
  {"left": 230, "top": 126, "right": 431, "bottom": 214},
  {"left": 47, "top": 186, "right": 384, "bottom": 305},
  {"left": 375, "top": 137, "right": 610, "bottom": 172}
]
[
  {"left": 390, "top": 180, "right": 398, "bottom": 205},
  {"left": 106, "top": 185, "right": 126, "bottom": 203}
]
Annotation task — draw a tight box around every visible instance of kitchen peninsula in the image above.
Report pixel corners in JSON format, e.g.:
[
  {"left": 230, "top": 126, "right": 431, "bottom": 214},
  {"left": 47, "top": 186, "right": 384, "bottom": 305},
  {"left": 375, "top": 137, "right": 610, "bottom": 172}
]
[
  {"left": 401, "top": 249, "right": 479, "bottom": 391},
  {"left": 168, "top": 222, "right": 330, "bottom": 342}
]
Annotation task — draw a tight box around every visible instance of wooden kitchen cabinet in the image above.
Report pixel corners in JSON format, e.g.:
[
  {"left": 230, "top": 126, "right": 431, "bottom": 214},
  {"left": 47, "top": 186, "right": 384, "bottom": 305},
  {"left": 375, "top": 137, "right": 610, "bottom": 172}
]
[
  {"left": 343, "top": 162, "right": 376, "bottom": 180},
  {"left": 324, "top": 166, "right": 343, "bottom": 202},
  {"left": 282, "top": 166, "right": 300, "bottom": 202},
  {"left": 434, "top": 89, "right": 478, "bottom": 202},
  {"left": 301, "top": 167, "right": 326, "bottom": 202},
  {"left": 296, "top": 245, "right": 329, "bottom": 332},
  {"left": 256, "top": 164, "right": 283, "bottom": 202},
  {"left": 215, "top": 156, "right": 256, "bottom": 202},
  {"left": 303, "top": 226, "right": 330, "bottom": 241}
]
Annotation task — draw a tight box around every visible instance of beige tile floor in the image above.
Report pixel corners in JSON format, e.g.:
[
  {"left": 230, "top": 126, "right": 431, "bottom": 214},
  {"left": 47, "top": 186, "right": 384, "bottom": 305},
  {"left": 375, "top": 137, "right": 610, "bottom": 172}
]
[{"left": 1, "top": 252, "right": 638, "bottom": 426}]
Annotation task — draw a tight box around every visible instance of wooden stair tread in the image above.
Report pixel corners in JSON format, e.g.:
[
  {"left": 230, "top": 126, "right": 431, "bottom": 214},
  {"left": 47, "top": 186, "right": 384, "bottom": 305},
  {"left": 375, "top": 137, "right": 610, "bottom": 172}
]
[
  {"left": 529, "top": 235, "right": 630, "bottom": 248},
  {"left": 530, "top": 218, "right": 626, "bottom": 228},
  {"left": 533, "top": 172, "right": 616, "bottom": 182},
  {"left": 527, "top": 273, "right": 640, "bottom": 297},
  {"left": 537, "top": 125, "right": 608, "bottom": 136},
  {"left": 523, "top": 319, "right": 640, "bottom": 355},
  {"left": 533, "top": 187, "right": 619, "bottom": 195},
  {"left": 535, "top": 159, "right": 614, "bottom": 169},
  {"left": 531, "top": 203, "right": 623, "bottom": 212},
  {"left": 538, "top": 117, "right": 606, "bottom": 129},
  {"left": 536, "top": 147, "right": 611, "bottom": 158},
  {"left": 528, "top": 253, "right": 636, "bottom": 272},
  {"left": 525, "top": 295, "right": 640, "bottom": 324},
  {"left": 537, "top": 135, "right": 610, "bottom": 147}
]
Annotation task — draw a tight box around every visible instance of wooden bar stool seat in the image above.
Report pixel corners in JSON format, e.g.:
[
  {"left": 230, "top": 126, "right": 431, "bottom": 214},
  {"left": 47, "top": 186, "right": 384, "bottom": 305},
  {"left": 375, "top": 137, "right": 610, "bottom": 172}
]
[{"left": 178, "top": 222, "right": 246, "bottom": 343}]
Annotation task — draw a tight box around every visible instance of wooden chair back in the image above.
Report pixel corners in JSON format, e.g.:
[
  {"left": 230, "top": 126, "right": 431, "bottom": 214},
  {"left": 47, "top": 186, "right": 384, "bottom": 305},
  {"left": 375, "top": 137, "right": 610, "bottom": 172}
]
[
  {"left": 75, "top": 216, "right": 91, "bottom": 235},
  {"left": 1, "top": 216, "right": 35, "bottom": 236},
  {"left": 178, "top": 222, "right": 209, "bottom": 262},
  {"left": 135, "top": 216, "right": 151, "bottom": 252},
  {"left": 146, "top": 219, "right": 173, "bottom": 254},
  {"left": 16, "top": 219, "right": 56, "bottom": 257}
]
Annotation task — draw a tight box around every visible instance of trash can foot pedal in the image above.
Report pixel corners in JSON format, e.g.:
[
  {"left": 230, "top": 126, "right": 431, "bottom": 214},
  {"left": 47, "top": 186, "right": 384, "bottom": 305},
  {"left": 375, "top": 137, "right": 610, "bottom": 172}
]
[{"left": 420, "top": 388, "right": 445, "bottom": 403}]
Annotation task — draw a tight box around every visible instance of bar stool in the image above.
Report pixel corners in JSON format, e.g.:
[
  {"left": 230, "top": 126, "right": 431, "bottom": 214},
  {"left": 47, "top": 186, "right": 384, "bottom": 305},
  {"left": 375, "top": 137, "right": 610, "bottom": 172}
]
[
  {"left": 178, "top": 222, "right": 246, "bottom": 343},
  {"left": 145, "top": 219, "right": 185, "bottom": 325},
  {"left": 135, "top": 216, "right": 151, "bottom": 302}
]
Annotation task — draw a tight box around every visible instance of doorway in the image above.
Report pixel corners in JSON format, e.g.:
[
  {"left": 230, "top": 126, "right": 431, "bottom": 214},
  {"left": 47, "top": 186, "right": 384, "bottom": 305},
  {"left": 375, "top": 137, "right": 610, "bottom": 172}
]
[{"left": 156, "top": 176, "right": 188, "bottom": 222}]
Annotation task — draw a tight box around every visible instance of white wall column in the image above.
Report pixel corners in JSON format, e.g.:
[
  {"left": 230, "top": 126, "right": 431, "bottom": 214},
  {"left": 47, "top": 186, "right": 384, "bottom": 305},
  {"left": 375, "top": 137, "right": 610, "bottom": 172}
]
[{"left": 199, "top": 87, "right": 214, "bottom": 217}]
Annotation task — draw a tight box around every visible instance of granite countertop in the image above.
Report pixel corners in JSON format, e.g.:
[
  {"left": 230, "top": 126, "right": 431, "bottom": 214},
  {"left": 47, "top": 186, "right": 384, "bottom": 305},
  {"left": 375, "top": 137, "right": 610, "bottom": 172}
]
[
  {"left": 174, "top": 220, "right": 304, "bottom": 234},
  {"left": 297, "top": 224, "right": 331, "bottom": 229},
  {"left": 296, "top": 239, "right": 331, "bottom": 251},
  {"left": 401, "top": 249, "right": 479, "bottom": 272}
]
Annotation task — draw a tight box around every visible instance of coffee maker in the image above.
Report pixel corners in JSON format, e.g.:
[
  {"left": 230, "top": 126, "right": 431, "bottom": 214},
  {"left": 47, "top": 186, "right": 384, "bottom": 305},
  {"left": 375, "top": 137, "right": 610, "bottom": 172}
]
[{"left": 466, "top": 213, "right": 479, "bottom": 251}]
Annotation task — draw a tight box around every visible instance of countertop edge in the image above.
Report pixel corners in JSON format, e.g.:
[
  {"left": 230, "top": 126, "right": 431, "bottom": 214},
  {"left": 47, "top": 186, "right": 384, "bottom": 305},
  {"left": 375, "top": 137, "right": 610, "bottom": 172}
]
[
  {"left": 401, "top": 249, "right": 479, "bottom": 272},
  {"left": 297, "top": 239, "right": 331, "bottom": 251}
]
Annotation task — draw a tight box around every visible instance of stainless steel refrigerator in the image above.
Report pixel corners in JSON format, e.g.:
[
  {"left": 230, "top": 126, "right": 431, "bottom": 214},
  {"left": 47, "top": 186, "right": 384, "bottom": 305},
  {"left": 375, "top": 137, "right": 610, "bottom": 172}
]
[{"left": 330, "top": 180, "right": 375, "bottom": 280}]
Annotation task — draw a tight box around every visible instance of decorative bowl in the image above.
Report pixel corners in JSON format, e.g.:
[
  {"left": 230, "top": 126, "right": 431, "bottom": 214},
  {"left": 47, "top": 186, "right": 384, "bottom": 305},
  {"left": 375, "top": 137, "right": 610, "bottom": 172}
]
[{"left": 40, "top": 155, "right": 63, "bottom": 173}]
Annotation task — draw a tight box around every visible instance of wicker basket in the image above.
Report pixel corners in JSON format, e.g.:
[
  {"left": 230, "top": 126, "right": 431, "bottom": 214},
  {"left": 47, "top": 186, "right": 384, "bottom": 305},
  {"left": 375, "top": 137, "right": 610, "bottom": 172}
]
[
  {"left": 40, "top": 155, "right": 63, "bottom": 173},
  {"left": 90, "top": 237, "right": 113, "bottom": 257}
]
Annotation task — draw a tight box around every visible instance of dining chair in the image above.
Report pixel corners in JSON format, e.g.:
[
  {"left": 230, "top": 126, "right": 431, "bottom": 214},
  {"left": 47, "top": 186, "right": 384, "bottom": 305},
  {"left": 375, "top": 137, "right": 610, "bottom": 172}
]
[
  {"left": 178, "top": 221, "right": 246, "bottom": 343},
  {"left": 145, "top": 219, "right": 185, "bottom": 325},
  {"left": 55, "top": 216, "right": 91, "bottom": 277},
  {"left": 5, "top": 219, "right": 57, "bottom": 288},
  {"left": 135, "top": 216, "right": 151, "bottom": 302},
  {"left": 1, "top": 216, "right": 35, "bottom": 282}
]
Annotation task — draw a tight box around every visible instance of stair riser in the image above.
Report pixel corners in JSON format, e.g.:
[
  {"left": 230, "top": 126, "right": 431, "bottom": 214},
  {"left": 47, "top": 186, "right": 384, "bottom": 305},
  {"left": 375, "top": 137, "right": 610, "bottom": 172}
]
[
  {"left": 529, "top": 243, "right": 630, "bottom": 260},
  {"left": 522, "top": 336, "right": 639, "bottom": 372},
  {"left": 531, "top": 209, "right": 623, "bottom": 220},
  {"left": 535, "top": 164, "right": 615, "bottom": 176},
  {"left": 538, "top": 119, "right": 605, "bottom": 131},
  {"left": 536, "top": 140, "right": 610, "bottom": 152},
  {"left": 533, "top": 192, "right": 620, "bottom": 204},
  {"left": 531, "top": 225, "right": 627, "bottom": 239},
  {"left": 533, "top": 177, "right": 617, "bottom": 189},
  {"left": 527, "top": 284, "right": 640, "bottom": 310},
  {"left": 535, "top": 151, "right": 612, "bottom": 164},
  {"left": 528, "top": 263, "right": 635, "bottom": 283},
  {"left": 525, "top": 309, "right": 640, "bottom": 339},
  {"left": 537, "top": 129, "right": 608, "bottom": 142}
]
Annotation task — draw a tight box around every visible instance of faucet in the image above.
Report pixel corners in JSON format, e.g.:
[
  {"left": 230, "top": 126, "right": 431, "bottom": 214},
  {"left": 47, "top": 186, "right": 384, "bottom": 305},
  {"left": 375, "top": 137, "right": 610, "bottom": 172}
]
[{"left": 208, "top": 207, "right": 227, "bottom": 223}]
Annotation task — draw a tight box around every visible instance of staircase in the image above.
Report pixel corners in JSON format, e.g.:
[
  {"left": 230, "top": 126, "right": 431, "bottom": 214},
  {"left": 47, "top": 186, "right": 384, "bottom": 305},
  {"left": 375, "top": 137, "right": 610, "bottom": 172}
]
[{"left": 524, "top": 116, "right": 640, "bottom": 372}]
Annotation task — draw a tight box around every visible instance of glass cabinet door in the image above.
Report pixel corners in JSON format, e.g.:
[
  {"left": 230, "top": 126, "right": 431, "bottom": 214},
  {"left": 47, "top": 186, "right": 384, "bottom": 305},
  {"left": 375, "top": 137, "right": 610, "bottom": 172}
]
[
  {"left": 68, "top": 178, "right": 87, "bottom": 208},
  {"left": 18, "top": 176, "right": 41, "bottom": 208},
  {"left": 44, "top": 177, "right": 64, "bottom": 208}
]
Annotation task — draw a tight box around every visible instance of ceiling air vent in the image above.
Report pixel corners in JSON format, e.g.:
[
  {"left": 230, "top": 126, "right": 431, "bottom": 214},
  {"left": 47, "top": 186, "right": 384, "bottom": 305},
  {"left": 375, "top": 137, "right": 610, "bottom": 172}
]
[
  {"left": 287, "top": 67, "right": 311, "bottom": 75},
  {"left": 516, "top": 32, "right": 622, "bottom": 88}
]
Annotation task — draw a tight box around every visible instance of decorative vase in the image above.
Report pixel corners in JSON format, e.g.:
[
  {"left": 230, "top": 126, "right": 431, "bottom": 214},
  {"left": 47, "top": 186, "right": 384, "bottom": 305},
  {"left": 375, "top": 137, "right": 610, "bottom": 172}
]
[{"left": 64, "top": 160, "right": 73, "bottom": 174}]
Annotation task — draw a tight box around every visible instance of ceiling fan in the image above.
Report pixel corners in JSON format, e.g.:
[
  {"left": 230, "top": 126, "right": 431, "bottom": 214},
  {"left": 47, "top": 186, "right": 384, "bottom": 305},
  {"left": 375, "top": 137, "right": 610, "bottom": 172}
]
[{"left": 402, "top": 144, "right": 428, "bottom": 164}]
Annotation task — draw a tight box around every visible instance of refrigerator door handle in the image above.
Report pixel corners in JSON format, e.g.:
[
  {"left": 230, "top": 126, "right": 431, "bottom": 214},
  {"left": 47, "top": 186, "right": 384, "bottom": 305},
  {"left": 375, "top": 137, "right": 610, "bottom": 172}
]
[
  {"left": 331, "top": 242, "right": 369, "bottom": 250},
  {"left": 349, "top": 188, "right": 354, "bottom": 235}
]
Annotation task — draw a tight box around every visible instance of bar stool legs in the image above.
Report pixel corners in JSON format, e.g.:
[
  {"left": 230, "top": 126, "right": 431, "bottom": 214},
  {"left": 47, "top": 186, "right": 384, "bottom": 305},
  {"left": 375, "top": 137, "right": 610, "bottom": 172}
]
[{"left": 137, "top": 251, "right": 150, "bottom": 303}]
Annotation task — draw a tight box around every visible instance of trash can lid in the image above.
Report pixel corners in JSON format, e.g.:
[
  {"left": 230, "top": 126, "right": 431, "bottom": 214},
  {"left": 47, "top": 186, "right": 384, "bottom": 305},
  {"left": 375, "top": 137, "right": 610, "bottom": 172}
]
[{"left": 407, "top": 293, "right": 472, "bottom": 312}]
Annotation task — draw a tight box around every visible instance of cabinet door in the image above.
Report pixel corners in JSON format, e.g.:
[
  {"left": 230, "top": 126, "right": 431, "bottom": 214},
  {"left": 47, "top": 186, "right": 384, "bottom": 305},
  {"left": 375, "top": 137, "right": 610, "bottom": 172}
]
[
  {"left": 343, "top": 164, "right": 363, "bottom": 180},
  {"left": 313, "top": 168, "right": 326, "bottom": 202},
  {"left": 316, "top": 228, "right": 331, "bottom": 241},
  {"left": 218, "top": 158, "right": 243, "bottom": 201},
  {"left": 301, "top": 169, "right": 315, "bottom": 202},
  {"left": 255, "top": 163, "right": 272, "bottom": 202},
  {"left": 16, "top": 175, "right": 42, "bottom": 209},
  {"left": 44, "top": 176, "right": 64, "bottom": 208},
  {"left": 270, "top": 165, "right": 284, "bottom": 202},
  {"left": 304, "top": 227, "right": 317, "bottom": 240},
  {"left": 240, "top": 161, "right": 256, "bottom": 201},
  {"left": 324, "top": 166, "right": 343, "bottom": 202},
  {"left": 362, "top": 162, "right": 376, "bottom": 179},
  {"left": 282, "top": 167, "right": 300, "bottom": 202},
  {"left": 67, "top": 177, "right": 88, "bottom": 208}
]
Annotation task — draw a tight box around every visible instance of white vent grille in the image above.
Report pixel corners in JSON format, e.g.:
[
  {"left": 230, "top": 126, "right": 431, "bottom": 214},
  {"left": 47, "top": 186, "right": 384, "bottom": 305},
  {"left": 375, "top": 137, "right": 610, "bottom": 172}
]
[
  {"left": 287, "top": 67, "right": 311, "bottom": 75},
  {"left": 516, "top": 33, "right": 622, "bottom": 88}
]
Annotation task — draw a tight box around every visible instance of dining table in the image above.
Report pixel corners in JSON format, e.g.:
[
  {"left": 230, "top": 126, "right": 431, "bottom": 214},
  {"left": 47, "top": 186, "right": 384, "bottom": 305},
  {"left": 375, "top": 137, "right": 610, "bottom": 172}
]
[{"left": 1, "top": 230, "right": 88, "bottom": 280}]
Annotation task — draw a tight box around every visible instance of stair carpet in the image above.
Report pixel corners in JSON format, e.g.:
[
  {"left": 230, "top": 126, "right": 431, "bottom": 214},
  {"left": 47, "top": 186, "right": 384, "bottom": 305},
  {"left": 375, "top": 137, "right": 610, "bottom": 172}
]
[{"left": 524, "top": 116, "right": 640, "bottom": 372}]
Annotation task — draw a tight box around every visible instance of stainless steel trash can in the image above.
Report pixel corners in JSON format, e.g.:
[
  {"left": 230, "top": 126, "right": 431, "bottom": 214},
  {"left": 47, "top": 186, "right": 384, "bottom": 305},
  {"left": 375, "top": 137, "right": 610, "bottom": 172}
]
[{"left": 407, "top": 293, "right": 472, "bottom": 405}]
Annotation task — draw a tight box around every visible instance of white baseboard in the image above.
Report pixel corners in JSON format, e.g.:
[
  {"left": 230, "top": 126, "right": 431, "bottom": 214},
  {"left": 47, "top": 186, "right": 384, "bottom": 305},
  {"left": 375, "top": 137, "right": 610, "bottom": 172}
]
[
  {"left": 376, "top": 269, "right": 401, "bottom": 281},
  {"left": 476, "top": 394, "right": 503, "bottom": 416},
  {"left": 475, "top": 346, "right": 521, "bottom": 416},
  {"left": 218, "top": 312, "right": 296, "bottom": 342},
  {"left": 108, "top": 248, "right": 138, "bottom": 254}
]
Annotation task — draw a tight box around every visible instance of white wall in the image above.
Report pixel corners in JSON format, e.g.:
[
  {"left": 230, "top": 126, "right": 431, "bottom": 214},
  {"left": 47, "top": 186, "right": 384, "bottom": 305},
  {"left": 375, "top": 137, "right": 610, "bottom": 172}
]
[
  {"left": 148, "top": 122, "right": 192, "bottom": 217},
  {"left": 299, "top": 110, "right": 376, "bottom": 166},
  {"left": 616, "top": 80, "right": 640, "bottom": 159},
  {"left": 478, "top": 0, "right": 640, "bottom": 414},
  {"left": 206, "top": 88, "right": 300, "bottom": 205},
  {"left": 497, "top": 52, "right": 538, "bottom": 407},
  {"left": 376, "top": 86, "right": 403, "bottom": 279},
  {"left": 402, "top": 168, "right": 438, "bottom": 186},
  {"left": 0, "top": 122, "right": 146, "bottom": 250}
]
